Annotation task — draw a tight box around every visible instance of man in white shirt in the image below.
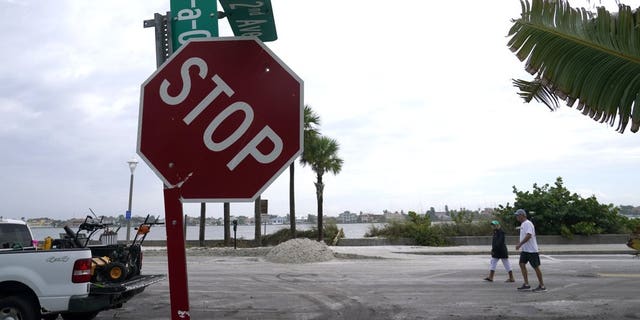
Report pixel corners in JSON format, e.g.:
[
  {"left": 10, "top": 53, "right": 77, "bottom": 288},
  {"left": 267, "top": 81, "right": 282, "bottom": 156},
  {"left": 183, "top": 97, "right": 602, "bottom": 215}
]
[{"left": 514, "top": 209, "right": 546, "bottom": 292}]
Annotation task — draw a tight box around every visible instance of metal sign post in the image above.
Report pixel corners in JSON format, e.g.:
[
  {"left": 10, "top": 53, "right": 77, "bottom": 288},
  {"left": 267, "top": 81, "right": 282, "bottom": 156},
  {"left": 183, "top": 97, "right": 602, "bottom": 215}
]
[
  {"left": 144, "top": 12, "right": 191, "bottom": 320},
  {"left": 163, "top": 187, "right": 190, "bottom": 319},
  {"left": 142, "top": 5, "right": 218, "bottom": 317}
]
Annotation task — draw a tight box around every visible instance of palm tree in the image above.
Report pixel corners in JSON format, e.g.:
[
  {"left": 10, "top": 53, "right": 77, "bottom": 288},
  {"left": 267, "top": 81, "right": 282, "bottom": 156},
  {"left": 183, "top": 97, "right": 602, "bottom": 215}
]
[
  {"left": 289, "top": 105, "right": 321, "bottom": 238},
  {"left": 199, "top": 202, "right": 206, "bottom": 247},
  {"left": 300, "top": 134, "right": 343, "bottom": 241},
  {"left": 223, "top": 202, "right": 230, "bottom": 245},
  {"left": 508, "top": 0, "right": 640, "bottom": 133}
]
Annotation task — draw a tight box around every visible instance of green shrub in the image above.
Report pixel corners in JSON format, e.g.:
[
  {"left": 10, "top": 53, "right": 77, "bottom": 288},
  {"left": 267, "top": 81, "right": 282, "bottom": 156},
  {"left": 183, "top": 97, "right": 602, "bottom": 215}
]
[
  {"left": 412, "top": 225, "right": 448, "bottom": 246},
  {"left": 365, "top": 219, "right": 412, "bottom": 239},
  {"left": 323, "top": 221, "right": 341, "bottom": 244},
  {"left": 626, "top": 218, "right": 640, "bottom": 234},
  {"left": 431, "top": 222, "right": 493, "bottom": 237},
  {"left": 560, "top": 224, "right": 573, "bottom": 239},
  {"left": 365, "top": 211, "right": 450, "bottom": 246},
  {"left": 571, "top": 221, "right": 603, "bottom": 236},
  {"left": 493, "top": 177, "right": 630, "bottom": 236}
]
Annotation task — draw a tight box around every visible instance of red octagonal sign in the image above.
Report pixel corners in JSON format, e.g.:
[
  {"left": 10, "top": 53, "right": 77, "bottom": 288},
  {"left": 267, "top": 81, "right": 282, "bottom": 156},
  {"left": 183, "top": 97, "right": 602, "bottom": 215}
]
[{"left": 137, "top": 37, "right": 303, "bottom": 201}]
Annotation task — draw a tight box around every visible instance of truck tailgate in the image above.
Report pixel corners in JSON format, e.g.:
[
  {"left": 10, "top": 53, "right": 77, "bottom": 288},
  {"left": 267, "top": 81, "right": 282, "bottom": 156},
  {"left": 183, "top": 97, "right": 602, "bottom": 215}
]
[{"left": 90, "top": 274, "right": 165, "bottom": 294}]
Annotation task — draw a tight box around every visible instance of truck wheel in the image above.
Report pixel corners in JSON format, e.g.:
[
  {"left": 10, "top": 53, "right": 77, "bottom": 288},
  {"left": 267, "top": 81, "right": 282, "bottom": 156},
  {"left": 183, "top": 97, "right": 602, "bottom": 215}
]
[
  {"left": 60, "top": 312, "right": 98, "bottom": 320},
  {"left": 0, "top": 295, "right": 38, "bottom": 320}
]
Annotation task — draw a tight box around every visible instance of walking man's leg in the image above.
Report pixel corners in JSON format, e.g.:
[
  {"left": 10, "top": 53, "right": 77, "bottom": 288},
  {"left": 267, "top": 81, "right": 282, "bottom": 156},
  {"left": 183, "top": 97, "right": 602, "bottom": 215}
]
[
  {"left": 519, "top": 262, "right": 528, "bottom": 285},
  {"left": 530, "top": 253, "right": 546, "bottom": 291},
  {"left": 517, "top": 252, "right": 531, "bottom": 290},
  {"left": 534, "top": 267, "right": 544, "bottom": 288}
]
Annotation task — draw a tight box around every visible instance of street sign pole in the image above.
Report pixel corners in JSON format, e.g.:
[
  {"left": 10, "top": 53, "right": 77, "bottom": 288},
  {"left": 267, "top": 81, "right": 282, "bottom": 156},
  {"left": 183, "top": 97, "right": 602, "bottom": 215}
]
[
  {"left": 144, "top": 12, "right": 191, "bottom": 320},
  {"left": 141, "top": 14, "right": 300, "bottom": 320},
  {"left": 143, "top": 2, "right": 219, "bottom": 318},
  {"left": 163, "top": 187, "right": 190, "bottom": 319}
]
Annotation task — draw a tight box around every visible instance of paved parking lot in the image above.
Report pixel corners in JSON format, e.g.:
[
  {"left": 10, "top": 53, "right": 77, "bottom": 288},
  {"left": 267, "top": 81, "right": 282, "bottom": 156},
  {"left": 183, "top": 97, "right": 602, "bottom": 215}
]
[{"left": 93, "top": 249, "right": 640, "bottom": 320}]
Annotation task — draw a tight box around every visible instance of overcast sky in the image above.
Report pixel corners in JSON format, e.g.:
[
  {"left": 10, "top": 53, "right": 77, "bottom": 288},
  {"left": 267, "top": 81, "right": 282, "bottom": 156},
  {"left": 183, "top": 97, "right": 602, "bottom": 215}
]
[{"left": 2, "top": 0, "right": 640, "bottom": 220}]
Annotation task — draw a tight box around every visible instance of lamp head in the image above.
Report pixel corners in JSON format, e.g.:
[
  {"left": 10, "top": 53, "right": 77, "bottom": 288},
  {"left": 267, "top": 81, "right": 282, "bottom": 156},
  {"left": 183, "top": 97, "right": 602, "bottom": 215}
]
[{"left": 127, "top": 157, "right": 139, "bottom": 174}]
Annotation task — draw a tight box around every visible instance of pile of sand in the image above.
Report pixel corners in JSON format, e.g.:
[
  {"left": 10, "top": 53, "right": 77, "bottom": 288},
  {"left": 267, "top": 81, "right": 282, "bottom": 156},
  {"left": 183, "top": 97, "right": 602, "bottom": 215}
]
[
  {"left": 265, "top": 238, "right": 335, "bottom": 263},
  {"left": 142, "top": 238, "right": 339, "bottom": 263}
]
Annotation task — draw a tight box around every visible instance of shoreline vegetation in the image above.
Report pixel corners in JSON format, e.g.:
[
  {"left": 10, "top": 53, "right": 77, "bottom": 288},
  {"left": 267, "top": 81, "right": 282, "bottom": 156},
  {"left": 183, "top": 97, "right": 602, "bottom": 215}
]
[
  {"left": 14, "top": 178, "right": 640, "bottom": 248},
  {"left": 365, "top": 178, "right": 640, "bottom": 246}
]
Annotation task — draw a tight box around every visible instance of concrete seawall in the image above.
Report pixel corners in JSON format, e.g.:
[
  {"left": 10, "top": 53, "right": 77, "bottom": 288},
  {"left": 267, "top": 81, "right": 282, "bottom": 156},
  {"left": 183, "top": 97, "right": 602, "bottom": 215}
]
[
  {"left": 446, "top": 234, "right": 630, "bottom": 246},
  {"left": 140, "top": 234, "right": 631, "bottom": 247},
  {"left": 336, "top": 234, "right": 631, "bottom": 246}
]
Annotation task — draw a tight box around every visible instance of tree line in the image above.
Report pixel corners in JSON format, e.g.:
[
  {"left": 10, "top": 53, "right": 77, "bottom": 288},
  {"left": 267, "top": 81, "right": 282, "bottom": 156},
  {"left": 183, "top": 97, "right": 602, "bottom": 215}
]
[{"left": 367, "top": 177, "right": 640, "bottom": 246}]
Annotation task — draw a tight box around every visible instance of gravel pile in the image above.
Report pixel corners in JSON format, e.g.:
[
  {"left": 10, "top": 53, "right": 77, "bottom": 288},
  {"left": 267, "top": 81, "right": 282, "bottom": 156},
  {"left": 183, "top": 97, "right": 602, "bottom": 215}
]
[
  {"left": 187, "top": 247, "right": 271, "bottom": 256},
  {"left": 142, "top": 238, "right": 339, "bottom": 263},
  {"left": 265, "top": 238, "right": 335, "bottom": 263}
]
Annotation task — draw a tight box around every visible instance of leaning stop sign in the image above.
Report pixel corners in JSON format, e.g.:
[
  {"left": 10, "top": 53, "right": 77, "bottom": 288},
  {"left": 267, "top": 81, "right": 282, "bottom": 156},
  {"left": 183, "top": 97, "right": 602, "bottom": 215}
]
[{"left": 137, "top": 37, "right": 303, "bottom": 201}]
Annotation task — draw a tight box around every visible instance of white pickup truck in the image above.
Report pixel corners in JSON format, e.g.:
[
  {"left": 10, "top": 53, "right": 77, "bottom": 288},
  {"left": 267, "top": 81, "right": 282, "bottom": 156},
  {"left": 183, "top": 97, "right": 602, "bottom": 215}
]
[{"left": 0, "top": 218, "right": 164, "bottom": 320}]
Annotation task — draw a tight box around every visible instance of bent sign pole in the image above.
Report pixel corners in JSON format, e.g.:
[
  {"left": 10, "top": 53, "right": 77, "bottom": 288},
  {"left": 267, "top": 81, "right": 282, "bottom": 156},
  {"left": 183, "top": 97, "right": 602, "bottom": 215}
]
[
  {"left": 162, "top": 187, "right": 189, "bottom": 319},
  {"left": 142, "top": 2, "right": 220, "bottom": 318},
  {"left": 142, "top": 11, "right": 193, "bottom": 320}
]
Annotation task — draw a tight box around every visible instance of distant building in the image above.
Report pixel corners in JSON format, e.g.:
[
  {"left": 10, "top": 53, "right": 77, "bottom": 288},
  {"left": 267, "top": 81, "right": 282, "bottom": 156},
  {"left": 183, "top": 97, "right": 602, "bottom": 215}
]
[
  {"left": 433, "top": 212, "right": 452, "bottom": 221},
  {"left": 268, "top": 215, "right": 285, "bottom": 224},
  {"left": 66, "top": 217, "right": 86, "bottom": 227},
  {"left": 383, "top": 211, "right": 405, "bottom": 222},
  {"left": 358, "top": 213, "right": 384, "bottom": 223},
  {"left": 338, "top": 211, "right": 358, "bottom": 223},
  {"left": 479, "top": 208, "right": 495, "bottom": 216}
]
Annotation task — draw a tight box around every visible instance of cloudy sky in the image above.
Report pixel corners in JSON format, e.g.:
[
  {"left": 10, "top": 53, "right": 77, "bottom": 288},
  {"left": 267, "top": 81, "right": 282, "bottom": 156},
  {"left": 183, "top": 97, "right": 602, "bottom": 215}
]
[{"left": 2, "top": 0, "right": 640, "bottom": 220}]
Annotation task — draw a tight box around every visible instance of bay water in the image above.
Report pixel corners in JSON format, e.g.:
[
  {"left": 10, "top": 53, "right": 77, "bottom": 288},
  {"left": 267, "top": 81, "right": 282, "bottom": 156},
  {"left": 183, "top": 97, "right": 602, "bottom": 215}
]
[{"left": 30, "top": 223, "right": 382, "bottom": 242}]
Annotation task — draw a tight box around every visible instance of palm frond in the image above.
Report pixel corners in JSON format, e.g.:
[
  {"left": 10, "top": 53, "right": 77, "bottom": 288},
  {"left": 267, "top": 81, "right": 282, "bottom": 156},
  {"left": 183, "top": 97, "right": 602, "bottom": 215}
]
[
  {"left": 512, "top": 78, "right": 560, "bottom": 110},
  {"left": 508, "top": 0, "right": 640, "bottom": 133},
  {"left": 303, "top": 104, "right": 321, "bottom": 145},
  {"left": 300, "top": 135, "right": 343, "bottom": 176}
]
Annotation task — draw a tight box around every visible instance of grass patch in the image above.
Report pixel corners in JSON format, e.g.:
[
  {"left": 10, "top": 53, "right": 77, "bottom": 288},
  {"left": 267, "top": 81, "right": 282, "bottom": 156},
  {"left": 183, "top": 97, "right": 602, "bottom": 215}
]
[{"left": 260, "top": 221, "right": 343, "bottom": 246}]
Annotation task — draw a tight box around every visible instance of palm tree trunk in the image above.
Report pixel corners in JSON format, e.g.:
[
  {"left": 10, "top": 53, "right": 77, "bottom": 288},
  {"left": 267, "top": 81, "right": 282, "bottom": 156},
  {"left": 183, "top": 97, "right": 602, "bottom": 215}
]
[
  {"left": 315, "top": 174, "right": 324, "bottom": 242},
  {"left": 223, "top": 202, "right": 230, "bottom": 246},
  {"left": 254, "top": 196, "right": 261, "bottom": 245},
  {"left": 199, "top": 202, "right": 205, "bottom": 247},
  {"left": 289, "top": 163, "right": 296, "bottom": 238}
]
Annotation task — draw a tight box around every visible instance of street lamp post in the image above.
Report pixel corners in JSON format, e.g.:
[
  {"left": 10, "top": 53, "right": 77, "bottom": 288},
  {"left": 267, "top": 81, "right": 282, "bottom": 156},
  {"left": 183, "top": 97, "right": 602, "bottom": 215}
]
[{"left": 126, "top": 157, "right": 139, "bottom": 241}]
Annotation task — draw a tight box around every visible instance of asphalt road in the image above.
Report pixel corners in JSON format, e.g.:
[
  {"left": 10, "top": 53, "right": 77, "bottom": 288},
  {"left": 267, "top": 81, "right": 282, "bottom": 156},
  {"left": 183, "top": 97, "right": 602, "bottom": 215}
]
[{"left": 95, "top": 253, "right": 640, "bottom": 320}]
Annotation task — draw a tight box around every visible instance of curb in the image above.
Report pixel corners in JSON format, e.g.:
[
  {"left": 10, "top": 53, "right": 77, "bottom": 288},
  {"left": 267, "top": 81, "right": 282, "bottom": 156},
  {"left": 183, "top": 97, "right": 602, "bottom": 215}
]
[{"left": 397, "top": 250, "right": 637, "bottom": 256}]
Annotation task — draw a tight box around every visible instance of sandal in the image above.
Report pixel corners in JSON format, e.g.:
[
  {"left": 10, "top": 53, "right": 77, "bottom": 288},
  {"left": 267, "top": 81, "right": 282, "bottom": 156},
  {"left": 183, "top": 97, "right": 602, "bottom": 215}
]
[
  {"left": 505, "top": 279, "right": 515, "bottom": 283},
  {"left": 483, "top": 277, "right": 493, "bottom": 282}
]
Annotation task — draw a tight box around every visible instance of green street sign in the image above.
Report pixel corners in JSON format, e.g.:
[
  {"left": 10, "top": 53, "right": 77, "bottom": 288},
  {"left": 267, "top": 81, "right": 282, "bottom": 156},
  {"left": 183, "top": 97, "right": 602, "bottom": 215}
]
[
  {"left": 170, "top": 0, "right": 219, "bottom": 51},
  {"left": 219, "top": 0, "right": 277, "bottom": 42}
]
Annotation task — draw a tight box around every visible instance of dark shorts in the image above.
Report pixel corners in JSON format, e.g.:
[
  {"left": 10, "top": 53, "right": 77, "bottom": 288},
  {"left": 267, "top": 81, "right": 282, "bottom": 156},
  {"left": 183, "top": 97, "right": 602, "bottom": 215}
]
[{"left": 519, "top": 252, "right": 541, "bottom": 268}]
